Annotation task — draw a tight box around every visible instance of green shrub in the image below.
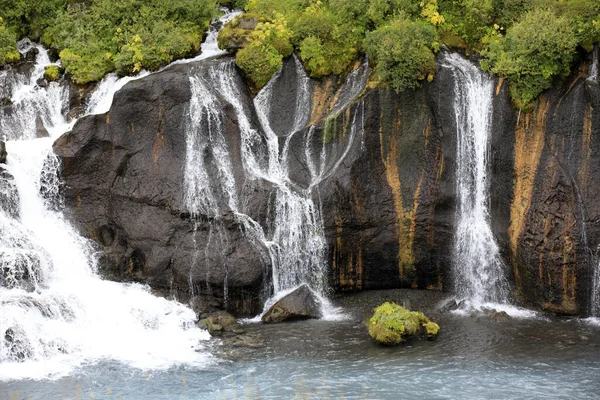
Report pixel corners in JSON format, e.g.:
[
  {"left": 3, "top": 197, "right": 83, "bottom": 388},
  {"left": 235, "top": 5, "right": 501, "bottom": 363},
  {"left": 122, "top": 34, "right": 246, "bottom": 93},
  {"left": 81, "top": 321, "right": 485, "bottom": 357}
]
[
  {"left": 368, "top": 302, "right": 440, "bottom": 345},
  {"left": 43, "top": 65, "right": 62, "bottom": 81},
  {"left": 236, "top": 40, "right": 282, "bottom": 90},
  {"left": 39, "top": 0, "right": 218, "bottom": 83},
  {"left": 0, "top": 0, "right": 66, "bottom": 39},
  {"left": 481, "top": 8, "right": 578, "bottom": 110},
  {"left": 365, "top": 14, "right": 439, "bottom": 93},
  {"left": 0, "top": 17, "right": 20, "bottom": 64}
]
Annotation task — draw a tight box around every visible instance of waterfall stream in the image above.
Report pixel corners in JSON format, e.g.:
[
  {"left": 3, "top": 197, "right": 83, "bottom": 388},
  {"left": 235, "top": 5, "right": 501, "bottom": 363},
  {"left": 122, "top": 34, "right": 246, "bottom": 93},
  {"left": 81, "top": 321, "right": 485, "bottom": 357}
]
[
  {"left": 588, "top": 45, "right": 598, "bottom": 83},
  {"left": 0, "top": 9, "right": 246, "bottom": 380},
  {"left": 442, "top": 53, "right": 509, "bottom": 308},
  {"left": 183, "top": 58, "right": 368, "bottom": 319}
]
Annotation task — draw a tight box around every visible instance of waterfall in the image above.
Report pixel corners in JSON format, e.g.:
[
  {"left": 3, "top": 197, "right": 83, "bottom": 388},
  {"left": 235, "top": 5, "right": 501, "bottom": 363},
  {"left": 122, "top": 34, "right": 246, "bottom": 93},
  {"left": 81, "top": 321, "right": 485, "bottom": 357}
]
[
  {"left": 0, "top": 39, "right": 71, "bottom": 140},
  {"left": 168, "top": 8, "right": 242, "bottom": 68},
  {"left": 85, "top": 71, "right": 150, "bottom": 115},
  {"left": 184, "top": 61, "right": 327, "bottom": 298},
  {"left": 183, "top": 59, "right": 367, "bottom": 317},
  {"left": 0, "top": 11, "right": 253, "bottom": 378},
  {"left": 589, "top": 45, "right": 598, "bottom": 83},
  {"left": 442, "top": 52, "right": 508, "bottom": 307}
]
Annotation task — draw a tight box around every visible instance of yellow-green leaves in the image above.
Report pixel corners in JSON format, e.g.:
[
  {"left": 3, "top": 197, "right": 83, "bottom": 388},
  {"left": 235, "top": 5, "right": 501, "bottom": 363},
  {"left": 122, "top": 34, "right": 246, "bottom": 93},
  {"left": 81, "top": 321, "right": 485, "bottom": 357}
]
[{"left": 0, "top": 17, "right": 20, "bottom": 64}]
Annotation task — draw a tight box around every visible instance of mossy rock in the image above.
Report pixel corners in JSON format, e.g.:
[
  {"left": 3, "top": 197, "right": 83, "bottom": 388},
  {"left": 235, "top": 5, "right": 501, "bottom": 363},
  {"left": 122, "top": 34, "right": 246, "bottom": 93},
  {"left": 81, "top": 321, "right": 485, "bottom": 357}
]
[
  {"left": 368, "top": 302, "right": 440, "bottom": 345},
  {"left": 43, "top": 65, "right": 63, "bottom": 82},
  {"left": 198, "top": 311, "right": 245, "bottom": 336},
  {"left": 217, "top": 13, "right": 267, "bottom": 52}
]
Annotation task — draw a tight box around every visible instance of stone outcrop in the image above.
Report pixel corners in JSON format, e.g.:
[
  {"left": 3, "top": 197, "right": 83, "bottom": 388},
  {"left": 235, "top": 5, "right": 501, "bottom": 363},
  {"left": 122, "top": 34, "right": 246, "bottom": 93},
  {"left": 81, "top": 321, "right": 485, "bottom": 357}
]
[
  {"left": 0, "top": 141, "right": 6, "bottom": 164},
  {"left": 52, "top": 50, "right": 600, "bottom": 317},
  {"left": 53, "top": 59, "right": 269, "bottom": 316},
  {"left": 261, "top": 284, "right": 322, "bottom": 323}
]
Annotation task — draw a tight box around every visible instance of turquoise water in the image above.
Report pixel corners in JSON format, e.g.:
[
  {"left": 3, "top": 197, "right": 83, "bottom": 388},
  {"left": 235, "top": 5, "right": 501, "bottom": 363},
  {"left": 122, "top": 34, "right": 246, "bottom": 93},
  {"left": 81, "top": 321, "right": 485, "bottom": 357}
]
[{"left": 3, "top": 290, "right": 600, "bottom": 399}]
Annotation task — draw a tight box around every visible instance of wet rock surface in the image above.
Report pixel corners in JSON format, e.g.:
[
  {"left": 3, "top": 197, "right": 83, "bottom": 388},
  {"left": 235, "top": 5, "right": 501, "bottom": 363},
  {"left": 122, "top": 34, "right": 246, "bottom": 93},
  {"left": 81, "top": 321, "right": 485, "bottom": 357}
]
[
  {"left": 261, "top": 284, "right": 323, "bottom": 323},
  {"left": 0, "top": 141, "right": 6, "bottom": 164},
  {"left": 53, "top": 58, "right": 269, "bottom": 315},
  {"left": 53, "top": 49, "right": 600, "bottom": 316}
]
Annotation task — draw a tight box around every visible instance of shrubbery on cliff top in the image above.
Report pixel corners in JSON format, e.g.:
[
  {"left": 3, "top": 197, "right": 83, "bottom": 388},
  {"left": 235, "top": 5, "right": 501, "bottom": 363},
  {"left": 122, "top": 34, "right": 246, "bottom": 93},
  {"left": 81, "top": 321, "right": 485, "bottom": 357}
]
[
  {"left": 0, "top": 17, "right": 20, "bottom": 64},
  {"left": 0, "top": 0, "right": 598, "bottom": 108},
  {"left": 222, "top": 0, "right": 599, "bottom": 109},
  {"left": 0, "top": 0, "right": 218, "bottom": 84},
  {"left": 481, "top": 9, "right": 579, "bottom": 110}
]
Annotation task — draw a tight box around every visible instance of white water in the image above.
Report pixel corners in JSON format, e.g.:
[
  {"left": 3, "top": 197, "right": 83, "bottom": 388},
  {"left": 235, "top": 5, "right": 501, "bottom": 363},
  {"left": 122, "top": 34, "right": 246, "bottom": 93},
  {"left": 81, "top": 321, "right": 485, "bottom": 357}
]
[
  {"left": 183, "top": 60, "right": 368, "bottom": 319},
  {"left": 169, "top": 9, "right": 242, "bottom": 68},
  {"left": 85, "top": 71, "right": 150, "bottom": 115},
  {"left": 0, "top": 39, "right": 71, "bottom": 140},
  {"left": 588, "top": 46, "right": 598, "bottom": 83},
  {"left": 85, "top": 8, "right": 241, "bottom": 117},
  {"left": 0, "top": 10, "right": 248, "bottom": 380},
  {"left": 442, "top": 53, "right": 509, "bottom": 310}
]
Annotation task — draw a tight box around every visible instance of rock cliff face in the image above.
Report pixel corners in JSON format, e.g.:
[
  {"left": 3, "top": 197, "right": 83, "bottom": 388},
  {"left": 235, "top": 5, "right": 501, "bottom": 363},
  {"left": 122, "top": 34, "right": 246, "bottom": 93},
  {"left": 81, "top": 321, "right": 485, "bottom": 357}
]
[{"left": 53, "top": 50, "right": 600, "bottom": 316}]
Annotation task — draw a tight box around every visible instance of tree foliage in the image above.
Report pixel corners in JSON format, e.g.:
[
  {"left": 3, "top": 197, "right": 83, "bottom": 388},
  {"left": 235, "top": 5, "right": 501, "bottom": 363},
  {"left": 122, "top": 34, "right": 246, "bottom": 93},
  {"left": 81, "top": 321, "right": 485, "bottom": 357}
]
[
  {"left": 0, "top": 0, "right": 218, "bottom": 84},
  {"left": 481, "top": 8, "right": 579, "bottom": 109},
  {"left": 0, "top": 17, "right": 20, "bottom": 64},
  {"left": 365, "top": 14, "right": 438, "bottom": 92}
]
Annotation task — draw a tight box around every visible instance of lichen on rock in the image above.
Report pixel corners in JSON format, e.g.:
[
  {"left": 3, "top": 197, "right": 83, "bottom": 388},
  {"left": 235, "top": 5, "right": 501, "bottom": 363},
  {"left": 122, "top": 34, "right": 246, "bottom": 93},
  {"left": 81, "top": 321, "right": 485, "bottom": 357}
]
[{"left": 368, "top": 302, "right": 439, "bottom": 345}]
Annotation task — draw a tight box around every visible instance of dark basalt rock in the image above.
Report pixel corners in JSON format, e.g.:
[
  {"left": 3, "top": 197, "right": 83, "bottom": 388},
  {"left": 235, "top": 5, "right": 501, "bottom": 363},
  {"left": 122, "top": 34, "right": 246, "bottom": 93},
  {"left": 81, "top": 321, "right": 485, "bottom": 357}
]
[
  {"left": 53, "top": 58, "right": 269, "bottom": 316},
  {"left": 261, "top": 284, "right": 322, "bottom": 323},
  {"left": 22, "top": 47, "right": 38, "bottom": 63},
  {"left": 0, "top": 166, "right": 19, "bottom": 218},
  {"left": 52, "top": 48, "right": 600, "bottom": 317},
  {"left": 35, "top": 116, "right": 49, "bottom": 138},
  {"left": 0, "top": 141, "right": 6, "bottom": 164}
]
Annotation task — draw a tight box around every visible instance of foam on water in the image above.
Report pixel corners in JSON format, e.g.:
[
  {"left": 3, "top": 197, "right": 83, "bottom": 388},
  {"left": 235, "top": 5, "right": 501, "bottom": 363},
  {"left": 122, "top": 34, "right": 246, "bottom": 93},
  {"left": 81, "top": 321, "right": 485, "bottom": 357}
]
[{"left": 450, "top": 302, "right": 539, "bottom": 319}]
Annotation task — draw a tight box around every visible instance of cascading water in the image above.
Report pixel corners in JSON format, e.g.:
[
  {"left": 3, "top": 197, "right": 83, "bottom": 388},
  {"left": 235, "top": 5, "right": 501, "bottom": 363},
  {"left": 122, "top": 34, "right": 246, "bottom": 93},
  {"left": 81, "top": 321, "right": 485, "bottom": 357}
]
[
  {"left": 588, "top": 45, "right": 598, "bottom": 83},
  {"left": 0, "top": 39, "right": 71, "bottom": 140},
  {"left": 183, "top": 59, "right": 367, "bottom": 318},
  {"left": 0, "top": 10, "right": 251, "bottom": 379},
  {"left": 442, "top": 52, "right": 509, "bottom": 308}
]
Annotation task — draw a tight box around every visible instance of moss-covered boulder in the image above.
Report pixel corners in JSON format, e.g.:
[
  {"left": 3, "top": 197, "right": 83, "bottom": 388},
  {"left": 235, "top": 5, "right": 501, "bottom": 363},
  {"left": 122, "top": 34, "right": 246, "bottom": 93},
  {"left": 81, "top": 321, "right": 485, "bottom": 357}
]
[
  {"left": 217, "top": 14, "right": 265, "bottom": 53},
  {"left": 368, "top": 302, "right": 440, "bottom": 345},
  {"left": 199, "top": 311, "right": 245, "bottom": 336}
]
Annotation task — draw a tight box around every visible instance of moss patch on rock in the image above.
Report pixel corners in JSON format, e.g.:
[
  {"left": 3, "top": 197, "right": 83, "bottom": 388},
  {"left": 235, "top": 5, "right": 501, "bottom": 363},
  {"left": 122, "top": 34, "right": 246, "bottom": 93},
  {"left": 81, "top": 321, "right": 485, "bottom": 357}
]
[
  {"left": 43, "top": 65, "right": 62, "bottom": 82},
  {"left": 368, "top": 302, "right": 439, "bottom": 345}
]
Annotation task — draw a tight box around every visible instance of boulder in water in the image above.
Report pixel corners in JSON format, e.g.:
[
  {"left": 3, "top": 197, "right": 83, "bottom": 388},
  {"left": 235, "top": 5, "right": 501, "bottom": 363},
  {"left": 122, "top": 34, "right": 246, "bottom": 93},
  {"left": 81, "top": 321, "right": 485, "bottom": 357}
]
[
  {"left": 217, "top": 15, "right": 262, "bottom": 52},
  {"left": 199, "top": 311, "right": 245, "bottom": 336},
  {"left": 22, "top": 47, "right": 38, "bottom": 62},
  {"left": 35, "top": 116, "right": 49, "bottom": 138},
  {"left": 368, "top": 302, "right": 440, "bottom": 345},
  {"left": 0, "top": 141, "right": 6, "bottom": 163},
  {"left": 0, "top": 167, "right": 20, "bottom": 218},
  {"left": 488, "top": 310, "right": 510, "bottom": 322},
  {"left": 261, "top": 284, "right": 323, "bottom": 323}
]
